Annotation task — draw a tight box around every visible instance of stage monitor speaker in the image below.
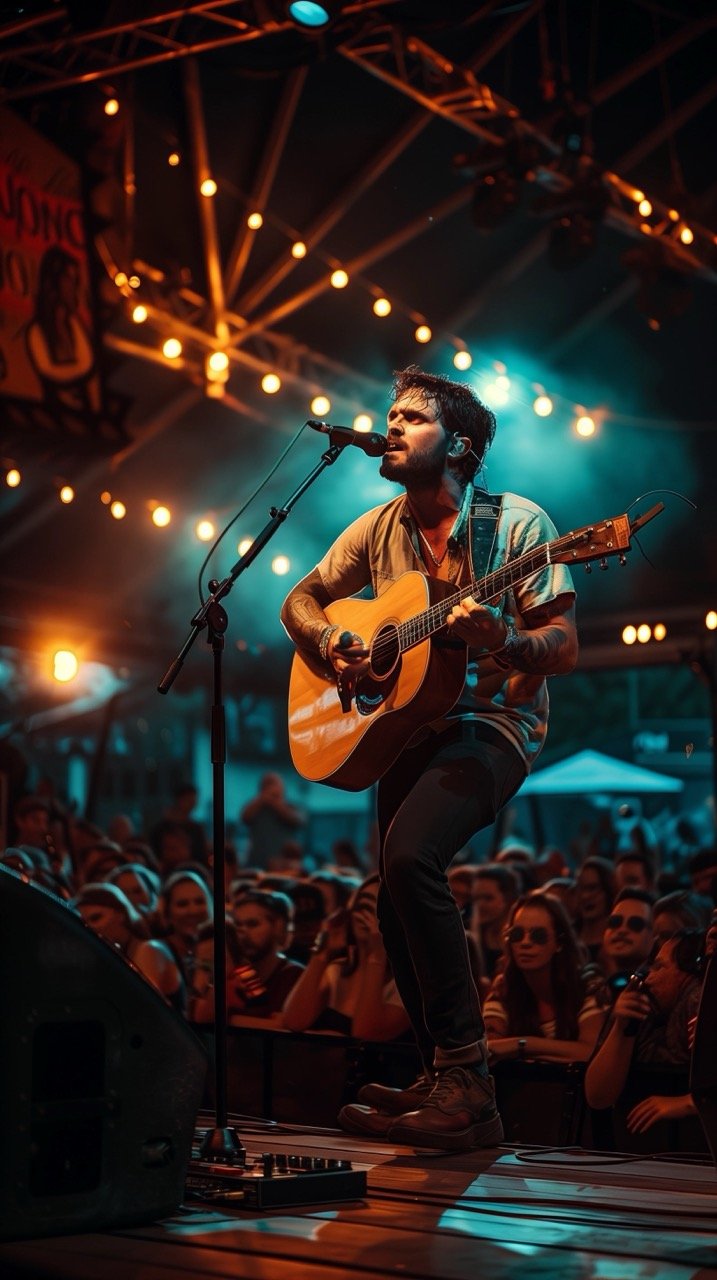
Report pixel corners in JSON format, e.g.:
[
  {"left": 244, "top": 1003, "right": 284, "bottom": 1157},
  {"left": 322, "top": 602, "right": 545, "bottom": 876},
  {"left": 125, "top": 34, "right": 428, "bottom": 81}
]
[
  {"left": 0, "top": 866, "right": 208, "bottom": 1240},
  {"left": 689, "top": 952, "right": 717, "bottom": 1170}
]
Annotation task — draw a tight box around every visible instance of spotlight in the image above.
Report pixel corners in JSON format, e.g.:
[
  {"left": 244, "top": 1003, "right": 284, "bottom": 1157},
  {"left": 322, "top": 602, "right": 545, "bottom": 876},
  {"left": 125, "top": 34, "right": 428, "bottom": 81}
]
[
  {"left": 706, "top": 611, "right": 717, "bottom": 631},
  {"left": 168, "top": 151, "right": 181, "bottom": 167},
  {"left": 200, "top": 178, "right": 217, "bottom": 197},
  {"left": 291, "top": 241, "right": 307, "bottom": 258},
  {"left": 622, "top": 625, "right": 637, "bottom": 645},
  {"left": 286, "top": 1, "right": 334, "bottom": 28},
  {"left": 110, "top": 500, "right": 126, "bottom": 519},
  {"left": 247, "top": 211, "right": 263, "bottom": 229},
  {"left": 163, "top": 337, "right": 182, "bottom": 359},
  {"left": 330, "top": 269, "right": 349, "bottom": 289},
  {"left": 373, "top": 296, "right": 391, "bottom": 317},
  {"left": 132, "top": 304, "right": 148, "bottom": 323},
  {"left": 53, "top": 650, "right": 79, "bottom": 683},
  {"left": 104, "top": 97, "right": 119, "bottom": 117},
  {"left": 6, "top": 467, "right": 21, "bottom": 488},
  {"left": 262, "top": 372, "right": 281, "bottom": 394},
  {"left": 59, "top": 484, "right": 75, "bottom": 504}
]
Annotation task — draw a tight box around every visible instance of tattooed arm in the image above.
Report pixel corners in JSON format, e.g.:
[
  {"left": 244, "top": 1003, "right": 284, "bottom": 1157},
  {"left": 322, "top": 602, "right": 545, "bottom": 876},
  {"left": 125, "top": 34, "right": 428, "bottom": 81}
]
[
  {"left": 280, "top": 568, "right": 335, "bottom": 655},
  {"left": 445, "top": 593, "right": 578, "bottom": 676}
]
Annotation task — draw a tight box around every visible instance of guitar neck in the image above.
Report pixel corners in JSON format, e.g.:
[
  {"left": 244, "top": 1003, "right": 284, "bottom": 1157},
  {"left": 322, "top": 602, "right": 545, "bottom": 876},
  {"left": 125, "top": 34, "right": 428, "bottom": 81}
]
[{"left": 399, "top": 539, "right": 557, "bottom": 651}]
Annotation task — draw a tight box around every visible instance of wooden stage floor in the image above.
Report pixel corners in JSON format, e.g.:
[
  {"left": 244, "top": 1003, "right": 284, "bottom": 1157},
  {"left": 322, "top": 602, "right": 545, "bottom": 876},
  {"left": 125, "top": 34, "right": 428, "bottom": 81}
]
[{"left": 2, "top": 1117, "right": 717, "bottom": 1280}]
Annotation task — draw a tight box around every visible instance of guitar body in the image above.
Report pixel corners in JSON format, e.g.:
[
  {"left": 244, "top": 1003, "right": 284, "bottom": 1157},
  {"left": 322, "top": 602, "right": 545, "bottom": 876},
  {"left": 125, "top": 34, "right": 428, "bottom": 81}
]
[{"left": 288, "top": 572, "right": 467, "bottom": 790}]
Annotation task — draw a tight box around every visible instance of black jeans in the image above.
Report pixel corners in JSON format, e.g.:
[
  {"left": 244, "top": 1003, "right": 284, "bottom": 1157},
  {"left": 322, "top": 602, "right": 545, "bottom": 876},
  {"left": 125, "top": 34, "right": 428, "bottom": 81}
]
[{"left": 376, "top": 720, "right": 526, "bottom": 1071}]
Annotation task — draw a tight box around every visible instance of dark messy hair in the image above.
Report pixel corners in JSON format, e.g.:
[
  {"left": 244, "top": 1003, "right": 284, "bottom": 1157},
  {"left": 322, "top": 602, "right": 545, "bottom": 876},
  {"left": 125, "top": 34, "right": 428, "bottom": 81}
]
[{"left": 391, "top": 365, "right": 497, "bottom": 483}]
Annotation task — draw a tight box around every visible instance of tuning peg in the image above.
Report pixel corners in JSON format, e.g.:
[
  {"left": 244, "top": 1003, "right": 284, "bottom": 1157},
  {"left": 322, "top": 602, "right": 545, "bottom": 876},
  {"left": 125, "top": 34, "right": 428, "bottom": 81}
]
[
  {"left": 600, "top": 558, "right": 608, "bottom": 571},
  {"left": 584, "top": 563, "right": 592, "bottom": 573},
  {"left": 619, "top": 554, "right": 627, "bottom": 566}
]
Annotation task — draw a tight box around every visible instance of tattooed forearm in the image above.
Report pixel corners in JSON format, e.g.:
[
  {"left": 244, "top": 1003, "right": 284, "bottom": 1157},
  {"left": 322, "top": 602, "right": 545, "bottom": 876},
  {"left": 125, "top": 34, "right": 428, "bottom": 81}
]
[
  {"left": 501, "top": 596, "right": 578, "bottom": 676},
  {"left": 280, "top": 569, "right": 334, "bottom": 652}
]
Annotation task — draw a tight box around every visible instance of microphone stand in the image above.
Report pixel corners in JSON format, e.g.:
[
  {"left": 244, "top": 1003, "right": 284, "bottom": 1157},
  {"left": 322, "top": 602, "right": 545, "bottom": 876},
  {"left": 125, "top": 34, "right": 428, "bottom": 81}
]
[{"left": 158, "top": 433, "right": 351, "bottom": 1162}]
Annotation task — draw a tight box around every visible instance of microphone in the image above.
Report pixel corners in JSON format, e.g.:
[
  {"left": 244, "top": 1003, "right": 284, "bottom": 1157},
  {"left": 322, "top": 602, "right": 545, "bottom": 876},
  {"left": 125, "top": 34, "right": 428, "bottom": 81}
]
[{"left": 307, "top": 419, "right": 387, "bottom": 457}]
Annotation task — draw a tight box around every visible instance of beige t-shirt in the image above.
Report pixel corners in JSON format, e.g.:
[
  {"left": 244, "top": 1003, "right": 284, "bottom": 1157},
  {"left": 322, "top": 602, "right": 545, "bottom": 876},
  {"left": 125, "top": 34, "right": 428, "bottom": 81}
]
[{"left": 314, "top": 488, "right": 574, "bottom": 771}]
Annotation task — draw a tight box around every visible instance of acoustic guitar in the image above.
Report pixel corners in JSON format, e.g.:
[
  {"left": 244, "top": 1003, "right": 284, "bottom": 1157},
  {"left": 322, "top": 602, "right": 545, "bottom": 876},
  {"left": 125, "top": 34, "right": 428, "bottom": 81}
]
[{"left": 288, "top": 503, "right": 663, "bottom": 791}]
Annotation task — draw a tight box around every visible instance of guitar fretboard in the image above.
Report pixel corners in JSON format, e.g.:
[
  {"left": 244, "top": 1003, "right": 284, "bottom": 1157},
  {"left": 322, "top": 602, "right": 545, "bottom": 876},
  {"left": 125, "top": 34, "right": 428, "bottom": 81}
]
[{"left": 398, "top": 539, "right": 557, "bottom": 651}]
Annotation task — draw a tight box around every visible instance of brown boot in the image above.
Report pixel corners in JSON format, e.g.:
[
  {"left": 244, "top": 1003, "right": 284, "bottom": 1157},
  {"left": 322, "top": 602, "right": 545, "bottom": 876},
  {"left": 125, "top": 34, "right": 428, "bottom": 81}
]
[
  {"left": 388, "top": 1065, "right": 504, "bottom": 1152},
  {"left": 337, "top": 1104, "right": 398, "bottom": 1138},
  {"left": 356, "top": 1073, "right": 434, "bottom": 1115}
]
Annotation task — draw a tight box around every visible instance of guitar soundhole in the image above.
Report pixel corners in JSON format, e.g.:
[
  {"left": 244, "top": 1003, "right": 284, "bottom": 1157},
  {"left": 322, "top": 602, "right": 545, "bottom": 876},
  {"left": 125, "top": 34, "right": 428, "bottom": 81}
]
[{"left": 370, "top": 623, "right": 400, "bottom": 678}]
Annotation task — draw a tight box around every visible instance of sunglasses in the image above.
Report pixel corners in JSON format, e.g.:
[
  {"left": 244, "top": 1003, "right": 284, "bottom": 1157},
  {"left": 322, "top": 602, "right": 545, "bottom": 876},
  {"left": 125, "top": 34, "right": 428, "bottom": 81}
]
[
  {"left": 606, "top": 913, "right": 649, "bottom": 932},
  {"left": 506, "top": 925, "right": 550, "bottom": 945}
]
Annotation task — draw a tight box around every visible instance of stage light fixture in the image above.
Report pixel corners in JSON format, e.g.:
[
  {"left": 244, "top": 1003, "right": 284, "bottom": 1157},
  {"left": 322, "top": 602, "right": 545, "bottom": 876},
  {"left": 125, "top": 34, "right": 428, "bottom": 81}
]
[
  {"left": 104, "top": 97, "right": 119, "bottom": 117},
  {"left": 247, "top": 211, "right": 263, "bottom": 229},
  {"left": 706, "top": 611, "right": 717, "bottom": 631},
  {"left": 638, "top": 199, "right": 652, "bottom": 217},
  {"left": 163, "top": 337, "right": 182, "bottom": 359},
  {"left": 291, "top": 241, "right": 307, "bottom": 258},
  {"left": 200, "top": 178, "right": 217, "bottom": 197},
  {"left": 152, "top": 505, "right": 171, "bottom": 528},
  {"left": 637, "top": 624, "right": 651, "bottom": 644},
  {"left": 330, "top": 268, "right": 349, "bottom": 289},
  {"left": 262, "top": 372, "right": 281, "bottom": 394},
  {"left": 653, "top": 623, "right": 667, "bottom": 641},
  {"left": 286, "top": 1, "right": 334, "bottom": 29},
  {"left": 6, "top": 467, "right": 21, "bottom": 487},
  {"left": 680, "top": 226, "right": 694, "bottom": 245},
  {"left": 168, "top": 151, "right": 181, "bottom": 166},
  {"left": 622, "top": 625, "right": 637, "bottom": 645},
  {"left": 59, "top": 484, "right": 75, "bottom": 504},
  {"left": 373, "top": 296, "right": 391, "bottom": 317},
  {"left": 110, "top": 500, "right": 126, "bottom": 520},
  {"left": 207, "top": 351, "right": 229, "bottom": 374}
]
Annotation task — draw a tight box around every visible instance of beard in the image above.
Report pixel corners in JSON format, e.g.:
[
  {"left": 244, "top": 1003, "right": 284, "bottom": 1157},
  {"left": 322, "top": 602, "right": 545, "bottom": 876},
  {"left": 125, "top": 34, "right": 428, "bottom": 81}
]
[{"left": 379, "top": 435, "right": 449, "bottom": 487}]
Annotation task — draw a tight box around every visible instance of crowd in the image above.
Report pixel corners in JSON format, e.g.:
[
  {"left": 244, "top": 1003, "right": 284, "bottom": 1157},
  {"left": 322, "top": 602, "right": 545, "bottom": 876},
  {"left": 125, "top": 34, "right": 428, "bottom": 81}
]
[{"left": 3, "top": 776, "right": 716, "bottom": 1144}]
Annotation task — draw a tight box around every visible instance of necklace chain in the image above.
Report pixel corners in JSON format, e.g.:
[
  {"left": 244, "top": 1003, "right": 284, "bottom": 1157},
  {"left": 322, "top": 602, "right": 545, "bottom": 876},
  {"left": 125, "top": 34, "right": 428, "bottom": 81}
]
[{"left": 417, "top": 526, "right": 450, "bottom": 567}]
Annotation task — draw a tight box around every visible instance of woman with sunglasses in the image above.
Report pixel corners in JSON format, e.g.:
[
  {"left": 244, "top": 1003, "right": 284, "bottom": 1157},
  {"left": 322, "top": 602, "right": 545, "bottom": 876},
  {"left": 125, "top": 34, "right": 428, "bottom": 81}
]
[{"left": 483, "top": 890, "right": 608, "bottom": 1063}]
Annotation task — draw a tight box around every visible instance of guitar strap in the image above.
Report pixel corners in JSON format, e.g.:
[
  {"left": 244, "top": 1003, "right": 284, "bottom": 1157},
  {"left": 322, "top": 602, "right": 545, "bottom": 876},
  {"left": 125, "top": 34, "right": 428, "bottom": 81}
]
[{"left": 467, "top": 488, "right": 503, "bottom": 591}]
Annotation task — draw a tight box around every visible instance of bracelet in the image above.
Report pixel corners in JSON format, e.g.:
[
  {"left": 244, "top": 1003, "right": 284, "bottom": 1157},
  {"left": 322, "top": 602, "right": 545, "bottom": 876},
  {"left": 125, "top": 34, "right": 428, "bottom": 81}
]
[
  {"left": 490, "top": 620, "right": 520, "bottom": 670},
  {"left": 318, "top": 623, "right": 339, "bottom": 662}
]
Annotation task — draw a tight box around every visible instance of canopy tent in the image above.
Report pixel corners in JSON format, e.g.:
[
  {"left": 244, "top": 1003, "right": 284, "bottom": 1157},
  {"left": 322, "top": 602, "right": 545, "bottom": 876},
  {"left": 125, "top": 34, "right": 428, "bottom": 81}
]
[{"left": 519, "top": 749, "right": 684, "bottom": 796}]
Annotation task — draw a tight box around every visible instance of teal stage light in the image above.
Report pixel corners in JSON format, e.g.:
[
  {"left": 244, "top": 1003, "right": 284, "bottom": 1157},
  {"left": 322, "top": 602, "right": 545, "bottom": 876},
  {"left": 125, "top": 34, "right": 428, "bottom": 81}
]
[{"left": 287, "top": 1, "right": 333, "bottom": 28}]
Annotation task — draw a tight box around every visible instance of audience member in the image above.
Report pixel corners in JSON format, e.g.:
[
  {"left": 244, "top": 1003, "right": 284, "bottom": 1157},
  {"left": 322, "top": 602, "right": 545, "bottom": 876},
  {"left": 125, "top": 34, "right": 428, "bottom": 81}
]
[
  {"left": 575, "top": 856, "right": 616, "bottom": 962},
  {"left": 447, "top": 862, "right": 475, "bottom": 926},
  {"left": 230, "top": 890, "right": 304, "bottom": 1022},
  {"left": 283, "top": 874, "right": 409, "bottom": 1040},
  {"left": 309, "top": 869, "right": 359, "bottom": 916},
  {"left": 153, "top": 783, "right": 209, "bottom": 865},
  {"left": 159, "top": 869, "right": 213, "bottom": 986},
  {"left": 286, "top": 881, "right": 327, "bottom": 964},
  {"left": 614, "top": 851, "right": 656, "bottom": 895},
  {"left": 652, "top": 889, "right": 713, "bottom": 946},
  {"left": 483, "top": 891, "right": 607, "bottom": 1064},
  {"left": 601, "top": 887, "right": 655, "bottom": 986},
  {"left": 470, "top": 863, "right": 520, "bottom": 981},
  {"left": 584, "top": 929, "right": 704, "bottom": 1113},
  {"left": 687, "top": 848, "right": 717, "bottom": 900},
  {"left": 72, "top": 882, "right": 187, "bottom": 1013},
  {"left": 106, "top": 862, "right": 161, "bottom": 917},
  {"left": 240, "top": 772, "right": 305, "bottom": 870}
]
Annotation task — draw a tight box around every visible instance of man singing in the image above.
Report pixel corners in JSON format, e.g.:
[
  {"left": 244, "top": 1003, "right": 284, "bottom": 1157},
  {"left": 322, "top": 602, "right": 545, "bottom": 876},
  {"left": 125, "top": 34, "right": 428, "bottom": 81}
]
[{"left": 280, "top": 366, "right": 577, "bottom": 1150}]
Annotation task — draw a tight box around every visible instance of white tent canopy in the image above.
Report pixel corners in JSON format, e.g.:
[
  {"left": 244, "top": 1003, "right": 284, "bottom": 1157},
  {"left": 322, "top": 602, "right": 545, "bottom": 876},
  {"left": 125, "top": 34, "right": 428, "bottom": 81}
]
[{"left": 519, "top": 749, "right": 684, "bottom": 796}]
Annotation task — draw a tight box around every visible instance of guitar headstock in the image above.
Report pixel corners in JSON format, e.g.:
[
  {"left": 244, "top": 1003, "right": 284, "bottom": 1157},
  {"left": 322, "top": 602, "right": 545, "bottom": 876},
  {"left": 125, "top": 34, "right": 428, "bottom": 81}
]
[{"left": 552, "top": 502, "right": 664, "bottom": 567}]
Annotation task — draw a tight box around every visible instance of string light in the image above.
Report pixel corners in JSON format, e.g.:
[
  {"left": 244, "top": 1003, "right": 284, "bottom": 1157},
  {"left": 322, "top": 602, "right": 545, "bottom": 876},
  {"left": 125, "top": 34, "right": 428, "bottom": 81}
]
[
  {"left": 196, "top": 519, "right": 215, "bottom": 542},
  {"left": 59, "top": 485, "right": 75, "bottom": 504},
  {"left": 622, "top": 625, "right": 637, "bottom": 645},
  {"left": 151, "top": 505, "right": 171, "bottom": 527},
  {"left": 272, "top": 555, "right": 290, "bottom": 575},
  {"left": 238, "top": 537, "right": 253, "bottom": 556},
  {"left": 483, "top": 382, "right": 509, "bottom": 407},
  {"left": 653, "top": 623, "right": 666, "bottom": 641},
  {"left": 291, "top": 241, "right": 307, "bottom": 258},
  {"left": 168, "top": 151, "right": 181, "bottom": 167},
  {"left": 353, "top": 414, "right": 373, "bottom": 431},
  {"left": 132, "top": 304, "right": 148, "bottom": 323},
  {"left": 110, "top": 500, "right": 126, "bottom": 520},
  {"left": 207, "top": 351, "right": 229, "bottom": 374},
  {"left": 200, "top": 178, "right": 217, "bottom": 197},
  {"left": 6, "top": 468, "right": 21, "bottom": 487},
  {"left": 679, "top": 226, "right": 694, "bottom": 245},
  {"left": 163, "top": 338, "right": 182, "bottom": 359},
  {"left": 533, "top": 394, "right": 553, "bottom": 417},
  {"left": 310, "top": 394, "right": 331, "bottom": 417},
  {"left": 636, "top": 624, "right": 651, "bottom": 643},
  {"left": 104, "top": 97, "right": 119, "bottom": 116},
  {"left": 638, "top": 199, "right": 652, "bottom": 217},
  {"left": 453, "top": 350, "right": 472, "bottom": 371},
  {"left": 330, "top": 269, "right": 349, "bottom": 289},
  {"left": 53, "top": 650, "right": 79, "bottom": 682},
  {"left": 575, "top": 413, "right": 596, "bottom": 437},
  {"left": 261, "top": 372, "right": 281, "bottom": 394},
  {"left": 247, "top": 212, "right": 263, "bottom": 229},
  {"left": 373, "top": 296, "right": 391, "bottom": 317},
  {"left": 415, "top": 324, "right": 432, "bottom": 344}
]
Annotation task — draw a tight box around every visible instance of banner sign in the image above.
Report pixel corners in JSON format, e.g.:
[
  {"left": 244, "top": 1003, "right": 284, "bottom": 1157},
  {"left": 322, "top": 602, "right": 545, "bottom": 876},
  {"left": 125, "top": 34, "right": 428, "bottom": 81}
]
[{"left": 0, "top": 106, "right": 128, "bottom": 450}]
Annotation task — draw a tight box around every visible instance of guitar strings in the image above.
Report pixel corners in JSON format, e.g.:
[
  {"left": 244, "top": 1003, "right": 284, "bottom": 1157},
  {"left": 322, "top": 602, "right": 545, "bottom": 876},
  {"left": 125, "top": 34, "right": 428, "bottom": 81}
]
[{"left": 364, "top": 525, "right": 598, "bottom": 665}]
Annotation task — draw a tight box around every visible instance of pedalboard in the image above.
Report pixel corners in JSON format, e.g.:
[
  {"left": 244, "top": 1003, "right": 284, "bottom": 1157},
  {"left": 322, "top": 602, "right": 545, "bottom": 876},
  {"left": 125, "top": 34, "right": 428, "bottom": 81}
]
[{"left": 186, "top": 1152, "right": 367, "bottom": 1209}]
